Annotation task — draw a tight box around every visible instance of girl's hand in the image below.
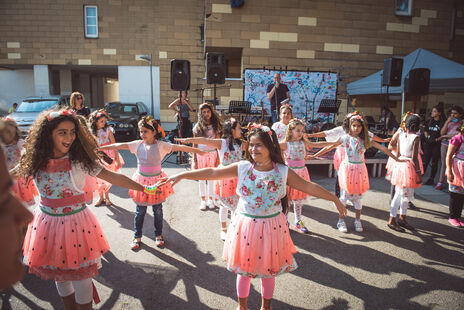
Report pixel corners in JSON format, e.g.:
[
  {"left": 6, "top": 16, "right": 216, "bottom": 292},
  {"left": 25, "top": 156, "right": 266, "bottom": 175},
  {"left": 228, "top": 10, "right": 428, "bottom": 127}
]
[
  {"left": 175, "top": 138, "right": 190, "bottom": 144},
  {"left": 334, "top": 199, "right": 347, "bottom": 218},
  {"left": 156, "top": 175, "right": 182, "bottom": 187},
  {"left": 305, "top": 154, "right": 316, "bottom": 160},
  {"left": 447, "top": 168, "right": 454, "bottom": 183},
  {"left": 143, "top": 184, "right": 162, "bottom": 195},
  {"left": 197, "top": 150, "right": 207, "bottom": 156}
]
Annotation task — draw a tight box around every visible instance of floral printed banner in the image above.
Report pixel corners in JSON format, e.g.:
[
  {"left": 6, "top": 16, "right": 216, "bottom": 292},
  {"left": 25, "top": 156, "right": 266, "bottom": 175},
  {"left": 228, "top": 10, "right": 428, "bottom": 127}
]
[{"left": 244, "top": 69, "right": 338, "bottom": 122}]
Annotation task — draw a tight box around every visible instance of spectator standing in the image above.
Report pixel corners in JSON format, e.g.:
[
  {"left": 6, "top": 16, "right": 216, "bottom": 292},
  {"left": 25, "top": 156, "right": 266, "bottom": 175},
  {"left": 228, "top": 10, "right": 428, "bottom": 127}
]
[{"left": 267, "top": 73, "right": 290, "bottom": 124}]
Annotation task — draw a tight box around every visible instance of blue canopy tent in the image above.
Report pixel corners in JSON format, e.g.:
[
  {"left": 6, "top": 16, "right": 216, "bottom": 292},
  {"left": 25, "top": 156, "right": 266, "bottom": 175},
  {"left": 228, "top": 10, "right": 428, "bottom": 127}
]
[{"left": 347, "top": 48, "right": 464, "bottom": 96}]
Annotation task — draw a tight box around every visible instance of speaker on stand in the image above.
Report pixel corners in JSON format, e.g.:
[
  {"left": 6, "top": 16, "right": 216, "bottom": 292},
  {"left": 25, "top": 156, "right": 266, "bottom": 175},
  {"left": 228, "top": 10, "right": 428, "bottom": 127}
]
[
  {"left": 405, "top": 68, "right": 430, "bottom": 112},
  {"left": 206, "top": 52, "right": 226, "bottom": 106},
  {"left": 382, "top": 57, "right": 403, "bottom": 113},
  {"left": 170, "top": 59, "right": 191, "bottom": 165}
]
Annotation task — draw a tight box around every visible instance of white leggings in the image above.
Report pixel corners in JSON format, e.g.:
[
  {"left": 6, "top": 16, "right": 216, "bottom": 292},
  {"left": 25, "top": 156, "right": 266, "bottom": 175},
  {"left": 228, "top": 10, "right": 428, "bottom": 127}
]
[
  {"left": 55, "top": 278, "right": 93, "bottom": 304},
  {"left": 219, "top": 205, "right": 228, "bottom": 222},
  {"left": 292, "top": 201, "right": 303, "bottom": 223},
  {"left": 390, "top": 186, "right": 414, "bottom": 217},
  {"left": 199, "top": 180, "right": 215, "bottom": 200}
]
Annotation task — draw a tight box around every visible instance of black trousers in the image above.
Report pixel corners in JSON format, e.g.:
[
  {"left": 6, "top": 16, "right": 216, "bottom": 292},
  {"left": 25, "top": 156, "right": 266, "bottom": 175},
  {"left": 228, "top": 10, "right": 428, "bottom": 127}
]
[
  {"left": 421, "top": 142, "right": 441, "bottom": 181},
  {"left": 449, "top": 192, "right": 464, "bottom": 219}
]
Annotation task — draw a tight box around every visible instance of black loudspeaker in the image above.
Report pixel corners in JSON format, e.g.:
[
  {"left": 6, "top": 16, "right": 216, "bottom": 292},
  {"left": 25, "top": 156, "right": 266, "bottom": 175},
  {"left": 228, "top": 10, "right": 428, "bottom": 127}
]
[
  {"left": 206, "top": 52, "right": 226, "bottom": 84},
  {"left": 170, "top": 59, "right": 190, "bottom": 90},
  {"left": 406, "top": 68, "right": 430, "bottom": 96},
  {"left": 382, "top": 57, "right": 403, "bottom": 87}
]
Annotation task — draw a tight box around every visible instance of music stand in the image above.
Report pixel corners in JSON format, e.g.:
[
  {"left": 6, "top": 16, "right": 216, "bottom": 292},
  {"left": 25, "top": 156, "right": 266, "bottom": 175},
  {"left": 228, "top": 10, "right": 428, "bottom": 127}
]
[{"left": 317, "top": 99, "right": 341, "bottom": 124}]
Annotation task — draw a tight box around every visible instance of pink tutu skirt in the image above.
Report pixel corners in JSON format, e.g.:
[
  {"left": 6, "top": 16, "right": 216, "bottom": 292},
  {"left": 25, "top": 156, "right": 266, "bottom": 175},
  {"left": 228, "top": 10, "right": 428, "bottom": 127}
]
[
  {"left": 23, "top": 206, "right": 110, "bottom": 281},
  {"left": 389, "top": 159, "right": 422, "bottom": 189},
  {"left": 448, "top": 157, "right": 464, "bottom": 187},
  {"left": 287, "top": 166, "right": 310, "bottom": 201},
  {"left": 333, "top": 147, "right": 344, "bottom": 171},
  {"left": 11, "top": 176, "right": 38, "bottom": 205},
  {"left": 215, "top": 177, "right": 238, "bottom": 197},
  {"left": 195, "top": 150, "right": 218, "bottom": 169},
  {"left": 338, "top": 161, "right": 370, "bottom": 195},
  {"left": 128, "top": 170, "right": 174, "bottom": 205},
  {"left": 223, "top": 212, "right": 297, "bottom": 278}
]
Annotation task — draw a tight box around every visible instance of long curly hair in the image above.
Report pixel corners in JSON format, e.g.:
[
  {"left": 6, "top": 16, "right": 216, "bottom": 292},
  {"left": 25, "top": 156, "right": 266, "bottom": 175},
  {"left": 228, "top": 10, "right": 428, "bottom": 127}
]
[
  {"left": 222, "top": 118, "right": 242, "bottom": 152},
  {"left": 284, "top": 118, "right": 305, "bottom": 142},
  {"left": 245, "top": 126, "right": 289, "bottom": 214},
  {"left": 342, "top": 111, "right": 371, "bottom": 148},
  {"left": 18, "top": 109, "right": 100, "bottom": 179},
  {"left": 196, "top": 103, "right": 223, "bottom": 136},
  {"left": 88, "top": 109, "right": 110, "bottom": 136}
]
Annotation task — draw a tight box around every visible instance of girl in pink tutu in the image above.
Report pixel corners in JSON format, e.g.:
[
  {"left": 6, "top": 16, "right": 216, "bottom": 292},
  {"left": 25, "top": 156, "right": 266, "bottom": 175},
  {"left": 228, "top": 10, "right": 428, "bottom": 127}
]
[
  {"left": 177, "top": 118, "right": 244, "bottom": 240},
  {"left": 387, "top": 114, "right": 422, "bottom": 231},
  {"left": 99, "top": 116, "right": 204, "bottom": 250},
  {"left": 334, "top": 112, "right": 401, "bottom": 233},
  {"left": 88, "top": 109, "right": 124, "bottom": 206},
  {"left": 280, "top": 118, "right": 334, "bottom": 234},
  {"left": 17, "top": 109, "right": 154, "bottom": 310},
  {"left": 446, "top": 123, "right": 464, "bottom": 227},
  {"left": 160, "top": 124, "right": 346, "bottom": 310},
  {"left": 271, "top": 104, "right": 293, "bottom": 142},
  {"left": 1, "top": 117, "right": 38, "bottom": 206},
  {"left": 192, "top": 102, "right": 223, "bottom": 210}
]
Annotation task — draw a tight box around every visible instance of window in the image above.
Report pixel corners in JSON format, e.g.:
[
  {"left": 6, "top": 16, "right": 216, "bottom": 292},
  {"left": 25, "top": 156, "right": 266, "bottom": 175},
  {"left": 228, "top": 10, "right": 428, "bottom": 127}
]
[{"left": 84, "top": 5, "right": 98, "bottom": 38}]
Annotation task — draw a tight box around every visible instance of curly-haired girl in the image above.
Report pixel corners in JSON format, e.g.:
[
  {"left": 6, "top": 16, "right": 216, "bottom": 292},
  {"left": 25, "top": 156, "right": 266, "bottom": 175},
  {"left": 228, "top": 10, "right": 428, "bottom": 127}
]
[
  {"left": 192, "top": 102, "right": 223, "bottom": 210},
  {"left": 18, "top": 109, "right": 154, "bottom": 310}
]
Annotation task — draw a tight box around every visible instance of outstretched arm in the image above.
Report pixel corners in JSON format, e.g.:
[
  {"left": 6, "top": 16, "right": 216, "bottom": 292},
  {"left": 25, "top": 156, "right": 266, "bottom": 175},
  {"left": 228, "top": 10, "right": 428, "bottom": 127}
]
[
  {"left": 175, "top": 137, "right": 222, "bottom": 149},
  {"left": 96, "top": 168, "right": 144, "bottom": 191},
  {"left": 99, "top": 142, "right": 130, "bottom": 151},
  {"left": 387, "top": 131, "right": 400, "bottom": 151},
  {"left": 371, "top": 141, "right": 402, "bottom": 161},
  {"left": 171, "top": 144, "right": 206, "bottom": 155},
  {"left": 304, "top": 140, "right": 338, "bottom": 149},
  {"left": 372, "top": 134, "right": 391, "bottom": 143},
  {"left": 304, "top": 132, "right": 327, "bottom": 139},
  {"left": 287, "top": 169, "right": 346, "bottom": 218},
  {"left": 306, "top": 141, "right": 341, "bottom": 159},
  {"left": 159, "top": 164, "right": 238, "bottom": 187}
]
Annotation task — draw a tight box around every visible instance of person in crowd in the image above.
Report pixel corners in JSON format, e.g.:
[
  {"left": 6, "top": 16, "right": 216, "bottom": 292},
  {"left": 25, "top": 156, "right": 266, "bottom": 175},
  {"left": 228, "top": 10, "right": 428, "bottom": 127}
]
[
  {"left": 421, "top": 104, "right": 446, "bottom": 185},
  {"left": 8, "top": 102, "right": 18, "bottom": 114},
  {"left": 17, "top": 108, "right": 156, "bottom": 310},
  {"left": 69, "top": 92, "right": 90, "bottom": 118},
  {"left": 266, "top": 73, "right": 290, "bottom": 124},
  {"left": 176, "top": 118, "right": 244, "bottom": 240},
  {"left": 445, "top": 122, "right": 464, "bottom": 227},
  {"left": 380, "top": 106, "right": 399, "bottom": 134},
  {"left": 0, "top": 121, "right": 33, "bottom": 290},
  {"left": 158, "top": 125, "right": 346, "bottom": 310},
  {"left": 99, "top": 116, "right": 205, "bottom": 250},
  {"left": 192, "top": 103, "right": 223, "bottom": 210},
  {"left": 271, "top": 104, "right": 293, "bottom": 143},
  {"left": 168, "top": 90, "right": 194, "bottom": 139},
  {"left": 387, "top": 114, "right": 422, "bottom": 232},
  {"left": 435, "top": 105, "right": 464, "bottom": 190}
]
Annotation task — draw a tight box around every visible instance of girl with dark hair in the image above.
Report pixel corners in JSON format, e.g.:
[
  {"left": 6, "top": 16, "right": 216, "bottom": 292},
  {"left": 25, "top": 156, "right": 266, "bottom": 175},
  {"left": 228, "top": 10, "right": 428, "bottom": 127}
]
[
  {"left": 387, "top": 114, "right": 422, "bottom": 231},
  {"left": 1, "top": 117, "right": 38, "bottom": 205},
  {"left": 176, "top": 118, "right": 245, "bottom": 240},
  {"left": 422, "top": 105, "right": 446, "bottom": 185},
  {"left": 192, "top": 103, "right": 223, "bottom": 210},
  {"left": 446, "top": 122, "right": 464, "bottom": 227},
  {"left": 158, "top": 125, "right": 346, "bottom": 310},
  {"left": 17, "top": 109, "right": 155, "bottom": 310},
  {"left": 332, "top": 113, "right": 402, "bottom": 233},
  {"left": 99, "top": 116, "right": 205, "bottom": 249},
  {"left": 88, "top": 109, "right": 124, "bottom": 206},
  {"left": 436, "top": 105, "right": 464, "bottom": 190},
  {"left": 271, "top": 104, "right": 293, "bottom": 142}
]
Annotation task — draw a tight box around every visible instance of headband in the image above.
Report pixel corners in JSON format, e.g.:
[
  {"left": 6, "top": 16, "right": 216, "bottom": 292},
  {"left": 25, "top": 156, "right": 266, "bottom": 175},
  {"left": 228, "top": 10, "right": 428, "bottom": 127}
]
[
  {"left": 95, "top": 109, "right": 110, "bottom": 119},
  {"left": 250, "top": 123, "right": 273, "bottom": 142},
  {"left": 350, "top": 114, "right": 363, "bottom": 121},
  {"left": 230, "top": 118, "right": 237, "bottom": 125},
  {"left": 47, "top": 109, "right": 76, "bottom": 121},
  {"left": 141, "top": 116, "right": 166, "bottom": 138}
]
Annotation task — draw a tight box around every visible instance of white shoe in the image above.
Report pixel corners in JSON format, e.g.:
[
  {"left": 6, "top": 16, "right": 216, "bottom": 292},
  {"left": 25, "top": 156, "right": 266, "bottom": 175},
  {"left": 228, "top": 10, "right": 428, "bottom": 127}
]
[
  {"left": 207, "top": 200, "right": 215, "bottom": 210},
  {"left": 199, "top": 200, "right": 207, "bottom": 211},
  {"left": 220, "top": 229, "right": 227, "bottom": 241},
  {"left": 354, "top": 219, "right": 363, "bottom": 232},
  {"left": 337, "top": 219, "right": 348, "bottom": 233}
]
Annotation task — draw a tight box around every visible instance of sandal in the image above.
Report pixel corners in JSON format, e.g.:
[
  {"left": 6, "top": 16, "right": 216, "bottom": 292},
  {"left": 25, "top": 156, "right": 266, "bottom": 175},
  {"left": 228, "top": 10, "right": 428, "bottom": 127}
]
[
  {"left": 387, "top": 223, "right": 405, "bottom": 232},
  {"left": 105, "top": 199, "right": 113, "bottom": 206},
  {"left": 130, "top": 239, "right": 141, "bottom": 251},
  {"left": 95, "top": 199, "right": 105, "bottom": 207},
  {"left": 398, "top": 219, "right": 415, "bottom": 230},
  {"left": 155, "top": 236, "right": 165, "bottom": 247}
]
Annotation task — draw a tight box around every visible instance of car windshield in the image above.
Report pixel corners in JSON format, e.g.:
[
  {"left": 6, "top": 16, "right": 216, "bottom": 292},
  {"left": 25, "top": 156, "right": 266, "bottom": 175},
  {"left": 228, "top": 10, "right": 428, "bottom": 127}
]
[
  {"left": 16, "top": 99, "right": 58, "bottom": 112},
  {"left": 105, "top": 103, "right": 136, "bottom": 114}
]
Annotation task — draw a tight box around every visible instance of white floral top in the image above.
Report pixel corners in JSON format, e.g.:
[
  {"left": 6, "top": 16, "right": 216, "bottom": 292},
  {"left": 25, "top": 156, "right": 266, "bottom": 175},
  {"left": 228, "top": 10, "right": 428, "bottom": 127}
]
[
  {"left": 271, "top": 122, "right": 288, "bottom": 143},
  {"left": 339, "top": 134, "right": 365, "bottom": 163},
  {"left": 96, "top": 127, "right": 111, "bottom": 146},
  {"left": 285, "top": 141, "right": 306, "bottom": 163},
  {"left": 236, "top": 161, "right": 288, "bottom": 217},
  {"left": 219, "top": 138, "right": 242, "bottom": 166},
  {"left": 3, "top": 139, "right": 23, "bottom": 170}
]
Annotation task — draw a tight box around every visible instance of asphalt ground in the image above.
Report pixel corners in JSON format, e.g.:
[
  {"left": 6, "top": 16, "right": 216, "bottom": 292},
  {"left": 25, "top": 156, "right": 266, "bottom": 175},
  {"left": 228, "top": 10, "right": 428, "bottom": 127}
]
[{"left": 1, "top": 150, "right": 463, "bottom": 310}]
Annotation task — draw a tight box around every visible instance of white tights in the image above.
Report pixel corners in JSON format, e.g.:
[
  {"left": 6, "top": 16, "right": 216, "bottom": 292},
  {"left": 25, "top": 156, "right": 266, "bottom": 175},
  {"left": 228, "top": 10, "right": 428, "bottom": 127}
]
[
  {"left": 219, "top": 205, "right": 228, "bottom": 223},
  {"left": 199, "top": 180, "right": 215, "bottom": 201},
  {"left": 390, "top": 186, "right": 414, "bottom": 217},
  {"left": 55, "top": 278, "right": 93, "bottom": 304},
  {"left": 293, "top": 201, "right": 303, "bottom": 223}
]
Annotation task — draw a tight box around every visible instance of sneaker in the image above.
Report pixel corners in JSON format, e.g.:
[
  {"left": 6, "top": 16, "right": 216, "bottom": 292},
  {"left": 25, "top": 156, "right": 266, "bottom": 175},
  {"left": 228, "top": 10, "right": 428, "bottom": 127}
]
[
  {"left": 458, "top": 218, "right": 464, "bottom": 227},
  {"left": 434, "top": 182, "right": 443, "bottom": 190},
  {"left": 408, "top": 202, "right": 419, "bottom": 210},
  {"left": 155, "top": 236, "right": 165, "bottom": 247},
  {"left": 448, "top": 218, "right": 461, "bottom": 227},
  {"left": 337, "top": 219, "right": 348, "bottom": 233},
  {"left": 130, "top": 239, "right": 141, "bottom": 251},
  {"left": 199, "top": 200, "right": 207, "bottom": 211},
  {"left": 220, "top": 229, "right": 227, "bottom": 241},
  {"left": 354, "top": 219, "right": 363, "bottom": 232},
  {"left": 295, "top": 220, "right": 310, "bottom": 234},
  {"left": 207, "top": 200, "right": 215, "bottom": 210}
]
